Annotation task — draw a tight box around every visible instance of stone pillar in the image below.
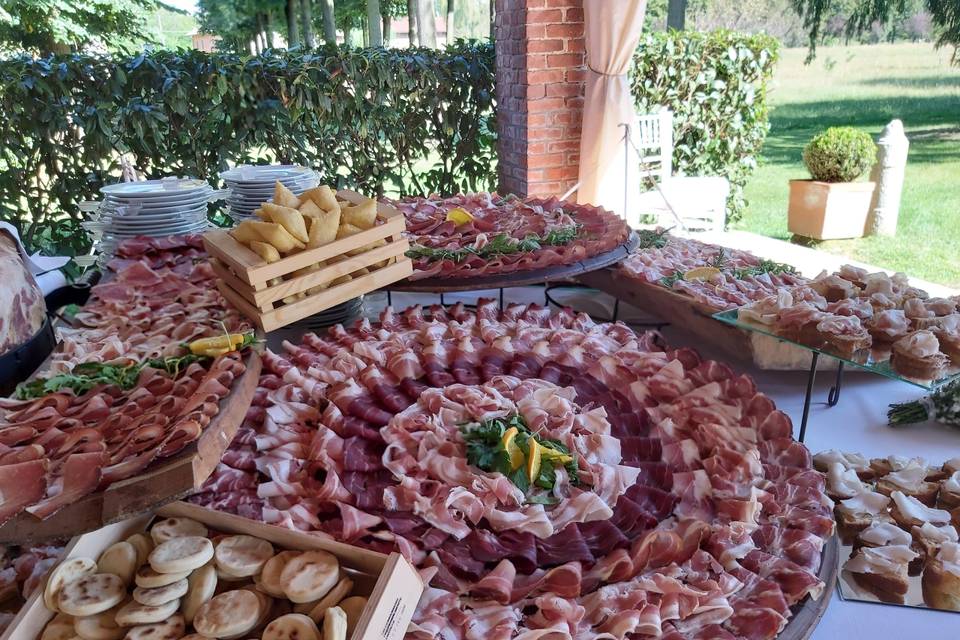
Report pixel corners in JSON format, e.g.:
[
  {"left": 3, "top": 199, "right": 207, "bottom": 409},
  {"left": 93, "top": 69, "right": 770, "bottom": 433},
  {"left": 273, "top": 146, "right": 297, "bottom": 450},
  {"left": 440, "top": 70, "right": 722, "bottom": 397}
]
[
  {"left": 866, "top": 119, "right": 909, "bottom": 237},
  {"left": 495, "top": 0, "right": 585, "bottom": 198}
]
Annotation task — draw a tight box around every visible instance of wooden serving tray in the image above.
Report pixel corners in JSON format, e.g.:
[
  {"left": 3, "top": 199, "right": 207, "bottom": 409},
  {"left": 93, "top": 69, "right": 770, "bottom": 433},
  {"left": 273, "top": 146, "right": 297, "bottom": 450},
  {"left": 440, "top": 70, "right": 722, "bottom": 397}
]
[
  {"left": 0, "top": 501, "right": 423, "bottom": 640},
  {"left": 577, "top": 268, "right": 838, "bottom": 371},
  {"left": 0, "top": 348, "right": 261, "bottom": 544},
  {"left": 204, "top": 190, "right": 413, "bottom": 332}
]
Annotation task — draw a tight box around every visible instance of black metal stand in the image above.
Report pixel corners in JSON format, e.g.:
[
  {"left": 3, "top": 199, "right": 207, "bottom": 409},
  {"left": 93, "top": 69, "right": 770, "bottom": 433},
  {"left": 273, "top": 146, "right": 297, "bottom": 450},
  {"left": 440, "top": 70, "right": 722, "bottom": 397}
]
[{"left": 797, "top": 355, "right": 845, "bottom": 443}]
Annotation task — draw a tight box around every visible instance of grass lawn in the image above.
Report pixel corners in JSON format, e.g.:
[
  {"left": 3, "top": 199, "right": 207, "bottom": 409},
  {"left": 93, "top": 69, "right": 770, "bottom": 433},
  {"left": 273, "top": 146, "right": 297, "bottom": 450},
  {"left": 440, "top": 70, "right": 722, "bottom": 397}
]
[{"left": 736, "top": 42, "right": 960, "bottom": 288}]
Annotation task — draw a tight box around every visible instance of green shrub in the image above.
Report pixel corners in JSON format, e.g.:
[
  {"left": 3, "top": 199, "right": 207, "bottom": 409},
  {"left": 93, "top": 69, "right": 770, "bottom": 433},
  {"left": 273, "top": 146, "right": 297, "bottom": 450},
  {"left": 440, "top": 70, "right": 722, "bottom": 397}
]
[
  {"left": 802, "top": 127, "right": 877, "bottom": 183},
  {"left": 0, "top": 43, "right": 496, "bottom": 257},
  {"left": 629, "top": 30, "right": 780, "bottom": 224}
]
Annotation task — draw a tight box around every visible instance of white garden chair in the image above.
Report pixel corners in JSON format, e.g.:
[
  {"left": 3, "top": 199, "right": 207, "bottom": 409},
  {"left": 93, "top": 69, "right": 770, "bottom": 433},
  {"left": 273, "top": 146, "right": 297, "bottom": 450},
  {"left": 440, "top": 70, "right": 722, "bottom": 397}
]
[{"left": 631, "top": 108, "right": 729, "bottom": 233}]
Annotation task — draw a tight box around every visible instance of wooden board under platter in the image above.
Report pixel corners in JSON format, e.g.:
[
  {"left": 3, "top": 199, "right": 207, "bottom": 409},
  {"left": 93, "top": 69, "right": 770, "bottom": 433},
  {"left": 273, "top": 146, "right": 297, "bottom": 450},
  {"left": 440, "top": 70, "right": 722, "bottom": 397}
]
[
  {"left": 389, "top": 232, "right": 639, "bottom": 293},
  {"left": 0, "top": 347, "right": 261, "bottom": 544},
  {"left": 781, "top": 534, "right": 839, "bottom": 640},
  {"left": 576, "top": 268, "right": 839, "bottom": 372}
]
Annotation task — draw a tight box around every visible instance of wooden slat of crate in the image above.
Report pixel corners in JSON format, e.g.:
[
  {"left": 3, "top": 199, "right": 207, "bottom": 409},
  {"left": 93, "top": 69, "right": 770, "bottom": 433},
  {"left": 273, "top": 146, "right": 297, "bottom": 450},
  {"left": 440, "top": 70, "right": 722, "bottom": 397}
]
[
  {"left": 202, "top": 191, "right": 406, "bottom": 288},
  {"left": 211, "top": 239, "right": 409, "bottom": 311},
  {"left": 219, "top": 258, "right": 413, "bottom": 332}
]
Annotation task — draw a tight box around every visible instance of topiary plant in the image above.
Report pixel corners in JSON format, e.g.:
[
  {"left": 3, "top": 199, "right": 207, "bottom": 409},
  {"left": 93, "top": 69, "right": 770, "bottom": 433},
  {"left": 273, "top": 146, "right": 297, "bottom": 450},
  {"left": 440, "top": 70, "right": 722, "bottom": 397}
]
[{"left": 802, "top": 127, "right": 878, "bottom": 183}]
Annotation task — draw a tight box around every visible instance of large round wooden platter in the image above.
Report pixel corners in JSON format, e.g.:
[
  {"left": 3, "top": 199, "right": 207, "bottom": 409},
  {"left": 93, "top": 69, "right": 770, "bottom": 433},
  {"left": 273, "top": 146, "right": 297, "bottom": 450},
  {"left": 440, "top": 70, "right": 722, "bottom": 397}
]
[
  {"left": 389, "top": 232, "right": 639, "bottom": 293},
  {"left": 781, "top": 534, "right": 839, "bottom": 640},
  {"left": 0, "top": 348, "right": 262, "bottom": 544}
]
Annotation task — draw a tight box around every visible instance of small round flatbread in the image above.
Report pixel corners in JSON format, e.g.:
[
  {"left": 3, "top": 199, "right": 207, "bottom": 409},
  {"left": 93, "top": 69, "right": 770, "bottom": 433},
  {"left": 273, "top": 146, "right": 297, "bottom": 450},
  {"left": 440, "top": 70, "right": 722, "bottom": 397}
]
[
  {"left": 214, "top": 536, "right": 274, "bottom": 578},
  {"left": 262, "top": 614, "right": 320, "bottom": 640},
  {"left": 182, "top": 564, "right": 217, "bottom": 625},
  {"left": 134, "top": 566, "right": 190, "bottom": 589},
  {"left": 132, "top": 579, "right": 188, "bottom": 606},
  {"left": 98, "top": 543, "right": 138, "bottom": 586},
  {"left": 244, "top": 587, "right": 273, "bottom": 628},
  {"left": 193, "top": 590, "right": 261, "bottom": 639},
  {"left": 75, "top": 605, "right": 125, "bottom": 640},
  {"left": 149, "top": 518, "right": 207, "bottom": 544},
  {"left": 123, "top": 614, "right": 185, "bottom": 640},
  {"left": 114, "top": 598, "right": 180, "bottom": 626},
  {"left": 307, "top": 578, "right": 353, "bottom": 624},
  {"left": 256, "top": 551, "right": 300, "bottom": 598},
  {"left": 280, "top": 551, "right": 339, "bottom": 604},
  {"left": 337, "top": 597, "right": 366, "bottom": 635},
  {"left": 214, "top": 564, "right": 249, "bottom": 583},
  {"left": 126, "top": 535, "right": 154, "bottom": 568},
  {"left": 181, "top": 636, "right": 206, "bottom": 640},
  {"left": 45, "top": 558, "right": 98, "bottom": 612},
  {"left": 58, "top": 574, "right": 126, "bottom": 617},
  {"left": 41, "top": 613, "right": 76, "bottom": 640},
  {"left": 149, "top": 537, "right": 213, "bottom": 574}
]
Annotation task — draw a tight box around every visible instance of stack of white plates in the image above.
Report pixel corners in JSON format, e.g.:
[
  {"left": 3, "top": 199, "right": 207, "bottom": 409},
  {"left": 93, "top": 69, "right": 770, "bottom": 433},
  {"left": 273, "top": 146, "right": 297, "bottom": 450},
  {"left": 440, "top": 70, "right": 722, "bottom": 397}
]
[
  {"left": 221, "top": 165, "right": 319, "bottom": 219},
  {"left": 90, "top": 177, "right": 217, "bottom": 256}
]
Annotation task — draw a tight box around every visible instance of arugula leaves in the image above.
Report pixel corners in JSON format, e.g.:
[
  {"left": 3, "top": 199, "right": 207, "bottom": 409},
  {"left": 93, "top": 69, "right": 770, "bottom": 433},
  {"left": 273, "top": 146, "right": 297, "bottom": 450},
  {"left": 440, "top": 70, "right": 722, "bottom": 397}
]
[
  {"left": 16, "top": 353, "right": 208, "bottom": 400},
  {"left": 406, "top": 224, "right": 581, "bottom": 264},
  {"left": 459, "top": 414, "right": 580, "bottom": 504}
]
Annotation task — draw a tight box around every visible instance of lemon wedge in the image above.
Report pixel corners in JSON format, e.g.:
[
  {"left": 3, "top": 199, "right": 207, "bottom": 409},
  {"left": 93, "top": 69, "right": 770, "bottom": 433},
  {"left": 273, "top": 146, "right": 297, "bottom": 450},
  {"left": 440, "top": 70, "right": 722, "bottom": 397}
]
[
  {"left": 445, "top": 207, "right": 474, "bottom": 226},
  {"left": 501, "top": 427, "right": 525, "bottom": 471},
  {"left": 526, "top": 439, "right": 543, "bottom": 483},
  {"left": 683, "top": 266, "right": 721, "bottom": 282},
  {"left": 540, "top": 448, "right": 572, "bottom": 465}
]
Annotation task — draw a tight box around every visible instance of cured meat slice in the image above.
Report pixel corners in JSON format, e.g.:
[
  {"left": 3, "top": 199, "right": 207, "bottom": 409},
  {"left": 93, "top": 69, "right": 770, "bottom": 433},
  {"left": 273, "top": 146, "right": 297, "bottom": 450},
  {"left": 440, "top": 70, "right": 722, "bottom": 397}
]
[
  {"left": 27, "top": 452, "right": 104, "bottom": 519},
  {"left": 0, "top": 459, "right": 47, "bottom": 524}
]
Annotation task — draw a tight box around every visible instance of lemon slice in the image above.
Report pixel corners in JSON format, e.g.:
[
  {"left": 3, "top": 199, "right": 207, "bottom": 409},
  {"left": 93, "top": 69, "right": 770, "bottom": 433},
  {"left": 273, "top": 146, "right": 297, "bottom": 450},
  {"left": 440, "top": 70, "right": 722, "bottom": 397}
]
[
  {"left": 445, "top": 207, "right": 474, "bottom": 226},
  {"left": 683, "top": 266, "right": 721, "bottom": 282},
  {"left": 526, "top": 439, "right": 542, "bottom": 483},
  {"left": 501, "top": 427, "right": 525, "bottom": 471}
]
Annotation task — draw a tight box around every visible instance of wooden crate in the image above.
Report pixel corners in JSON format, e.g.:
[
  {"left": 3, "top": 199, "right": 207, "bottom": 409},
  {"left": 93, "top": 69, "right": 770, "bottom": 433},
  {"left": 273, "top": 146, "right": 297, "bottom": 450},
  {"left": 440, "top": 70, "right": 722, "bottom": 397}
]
[
  {"left": 0, "top": 349, "right": 262, "bottom": 544},
  {"left": 1, "top": 501, "right": 423, "bottom": 640},
  {"left": 204, "top": 190, "right": 413, "bottom": 332}
]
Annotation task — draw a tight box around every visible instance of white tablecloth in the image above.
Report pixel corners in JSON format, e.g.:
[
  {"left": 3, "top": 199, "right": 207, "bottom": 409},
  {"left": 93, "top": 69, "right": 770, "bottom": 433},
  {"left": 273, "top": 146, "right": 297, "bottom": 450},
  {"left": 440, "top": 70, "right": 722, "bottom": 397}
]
[{"left": 293, "top": 286, "right": 960, "bottom": 640}]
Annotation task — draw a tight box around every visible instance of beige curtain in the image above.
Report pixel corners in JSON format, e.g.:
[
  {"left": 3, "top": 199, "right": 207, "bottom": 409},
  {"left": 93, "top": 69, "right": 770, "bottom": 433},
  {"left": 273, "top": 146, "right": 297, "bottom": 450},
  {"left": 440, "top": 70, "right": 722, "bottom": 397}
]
[{"left": 576, "top": 0, "right": 647, "bottom": 226}]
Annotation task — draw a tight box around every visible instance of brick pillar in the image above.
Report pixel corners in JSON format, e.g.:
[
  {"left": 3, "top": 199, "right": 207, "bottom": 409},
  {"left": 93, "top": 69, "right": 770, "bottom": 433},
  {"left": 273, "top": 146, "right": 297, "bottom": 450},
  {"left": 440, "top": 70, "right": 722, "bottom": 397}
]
[{"left": 495, "top": 0, "right": 585, "bottom": 198}]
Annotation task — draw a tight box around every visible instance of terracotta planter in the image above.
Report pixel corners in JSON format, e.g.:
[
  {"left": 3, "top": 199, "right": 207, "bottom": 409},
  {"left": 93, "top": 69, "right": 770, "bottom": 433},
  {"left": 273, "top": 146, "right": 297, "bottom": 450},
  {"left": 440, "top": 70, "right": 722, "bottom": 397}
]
[{"left": 788, "top": 180, "right": 876, "bottom": 240}]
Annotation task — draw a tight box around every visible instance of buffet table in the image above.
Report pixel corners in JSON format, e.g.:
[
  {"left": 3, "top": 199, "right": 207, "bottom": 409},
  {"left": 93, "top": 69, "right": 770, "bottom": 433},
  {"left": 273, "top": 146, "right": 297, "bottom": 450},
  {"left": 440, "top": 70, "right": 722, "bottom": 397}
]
[{"left": 361, "top": 287, "right": 960, "bottom": 640}]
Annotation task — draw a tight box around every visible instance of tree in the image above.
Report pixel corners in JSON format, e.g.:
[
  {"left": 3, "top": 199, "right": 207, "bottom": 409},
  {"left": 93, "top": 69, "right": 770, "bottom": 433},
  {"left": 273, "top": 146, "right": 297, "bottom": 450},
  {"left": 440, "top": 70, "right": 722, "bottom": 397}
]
[
  {"left": 415, "top": 0, "right": 436, "bottom": 46},
  {"left": 0, "top": 0, "right": 165, "bottom": 54},
  {"left": 408, "top": 0, "right": 418, "bottom": 45},
  {"left": 319, "top": 0, "right": 336, "bottom": 43},
  {"left": 447, "top": 0, "right": 455, "bottom": 41},
  {"left": 667, "top": 0, "right": 687, "bottom": 29},
  {"left": 301, "top": 0, "right": 316, "bottom": 46},
  {"left": 286, "top": 0, "right": 300, "bottom": 45},
  {"left": 792, "top": 0, "right": 960, "bottom": 61},
  {"left": 367, "top": 0, "right": 382, "bottom": 46}
]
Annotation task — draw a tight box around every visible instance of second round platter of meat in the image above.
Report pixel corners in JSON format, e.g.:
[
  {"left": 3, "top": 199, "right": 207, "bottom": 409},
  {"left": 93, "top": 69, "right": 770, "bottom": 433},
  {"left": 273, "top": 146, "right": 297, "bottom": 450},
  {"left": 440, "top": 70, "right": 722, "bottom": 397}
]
[
  {"left": 191, "top": 298, "right": 838, "bottom": 640},
  {"left": 387, "top": 194, "right": 638, "bottom": 291}
]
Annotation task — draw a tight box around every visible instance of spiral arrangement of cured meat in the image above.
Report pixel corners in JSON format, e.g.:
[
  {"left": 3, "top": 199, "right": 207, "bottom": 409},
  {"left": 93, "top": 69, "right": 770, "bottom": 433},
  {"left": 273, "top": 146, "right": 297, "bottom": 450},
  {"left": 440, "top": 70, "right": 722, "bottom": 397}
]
[{"left": 193, "top": 298, "right": 833, "bottom": 640}]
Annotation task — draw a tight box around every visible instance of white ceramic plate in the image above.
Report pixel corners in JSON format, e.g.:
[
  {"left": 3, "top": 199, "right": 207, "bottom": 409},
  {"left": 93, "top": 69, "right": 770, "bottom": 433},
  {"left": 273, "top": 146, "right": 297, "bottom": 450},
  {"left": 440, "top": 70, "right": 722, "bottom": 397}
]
[
  {"left": 219, "top": 165, "right": 314, "bottom": 182},
  {"left": 101, "top": 178, "right": 210, "bottom": 197}
]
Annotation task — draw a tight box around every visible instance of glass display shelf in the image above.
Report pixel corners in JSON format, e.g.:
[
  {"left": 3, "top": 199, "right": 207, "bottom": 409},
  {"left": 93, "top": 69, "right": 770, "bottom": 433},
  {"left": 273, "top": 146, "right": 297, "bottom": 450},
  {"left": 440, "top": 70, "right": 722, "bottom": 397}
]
[{"left": 713, "top": 309, "right": 960, "bottom": 391}]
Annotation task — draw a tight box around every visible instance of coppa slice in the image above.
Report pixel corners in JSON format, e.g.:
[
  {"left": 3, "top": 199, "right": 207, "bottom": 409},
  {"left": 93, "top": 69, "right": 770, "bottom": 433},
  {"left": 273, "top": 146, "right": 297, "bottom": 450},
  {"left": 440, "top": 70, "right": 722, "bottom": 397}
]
[
  {"left": 262, "top": 614, "right": 320, "bottom": 640},
  {"left": 124, "top": 614, "right": 185, "bottom": 640},
  {"left": 132, "top": 578, "right": 188, "bottom": 606},
  {"left": 280, "top": 551, "right": 340, "bottom": 604},
  {"left": 135, "top": 566, "right": 190, "bottom": 589},
  {"left": 214, "top": 535, "right": 274, "bottom": 577},
  {"left": 149, "top": 537, "right": 214, "bottom": 574},
  {"left": 182, "top": 564, "right": 217, "bottom": 625},
  {"left": 58, "top": 574, "right": 126, "bottom": 617},
  {"left": 256, "top": 550, "right": 300, "bottom": 598},
  {"left": 150, "top": 518, "right": 208, "bottom": 544},
  {"left": 193, "top": 590, "right": 261, "bottom": 639},
  {"left": 44, "top": 557, "right": 97, "bottom": 612},
  {"left": 98, "top": 542, "right": 138, "bottom": 586},
  {"left": 114, "top": 598, "right": 181, "bottom": 626}
]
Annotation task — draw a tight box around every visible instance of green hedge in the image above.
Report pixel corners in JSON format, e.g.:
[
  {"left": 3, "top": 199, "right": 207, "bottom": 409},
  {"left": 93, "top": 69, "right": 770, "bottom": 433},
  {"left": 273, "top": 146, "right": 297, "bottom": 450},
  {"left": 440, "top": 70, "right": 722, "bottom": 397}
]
[
  {"left": 630, "top": 30, "right": 780, "bottom": 223},
  {"left": 0, "top": 43, "right": 496, "bottom": 256}
]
